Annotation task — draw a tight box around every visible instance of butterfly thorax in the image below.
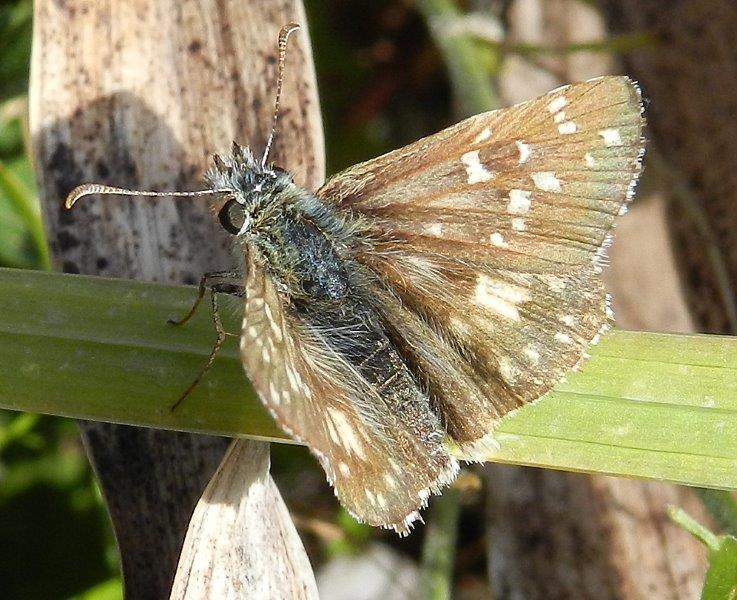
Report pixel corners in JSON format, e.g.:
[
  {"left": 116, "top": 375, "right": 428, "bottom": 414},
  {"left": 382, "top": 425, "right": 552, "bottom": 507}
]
[{"left": 207, "top": 144, "right": 355, "bottom": 302}]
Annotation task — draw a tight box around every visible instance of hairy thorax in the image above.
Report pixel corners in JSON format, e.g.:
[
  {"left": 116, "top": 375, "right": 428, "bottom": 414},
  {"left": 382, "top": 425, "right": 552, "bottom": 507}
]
[
  {"left": 259, "top": 210, "right": 351, "bottom": 301},
  {"left": 207, "top": 153, "right": 357, "bottom": 304}
]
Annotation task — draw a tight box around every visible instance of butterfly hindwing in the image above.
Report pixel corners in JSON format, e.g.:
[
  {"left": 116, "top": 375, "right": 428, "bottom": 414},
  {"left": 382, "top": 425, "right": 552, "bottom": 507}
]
[
  {"left": 241, "top": 254, "right": 458, "bottom": 533},
  {"left": 361, "top": 255, "right": 608, "bottom": 454}
]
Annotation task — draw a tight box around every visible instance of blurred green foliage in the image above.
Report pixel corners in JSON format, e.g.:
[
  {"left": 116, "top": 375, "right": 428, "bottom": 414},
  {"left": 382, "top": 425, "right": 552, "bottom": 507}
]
[{"left": 0, "top": 0, "right": 122, "bottom": 598}]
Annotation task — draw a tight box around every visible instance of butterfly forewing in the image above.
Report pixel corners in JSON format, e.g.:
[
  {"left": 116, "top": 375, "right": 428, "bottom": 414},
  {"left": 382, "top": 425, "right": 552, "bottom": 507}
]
[
  {"left": 319, "top": 76, "right": 643, "bottom": 271},
  {"left": 318, "top": 76, "right": 643, "bottom": 456},
  {"left": 241, "top": 254, "right": 458, "bottom": 533}
]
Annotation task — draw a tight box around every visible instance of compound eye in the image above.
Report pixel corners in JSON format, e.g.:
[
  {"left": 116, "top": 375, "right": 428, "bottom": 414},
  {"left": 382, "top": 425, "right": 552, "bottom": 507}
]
[
  {"left": 271, "top": 166, "right": 293, "bottom": 181},
  {"left": 217, "top": 199, "right": 245, "bottom": 235}
]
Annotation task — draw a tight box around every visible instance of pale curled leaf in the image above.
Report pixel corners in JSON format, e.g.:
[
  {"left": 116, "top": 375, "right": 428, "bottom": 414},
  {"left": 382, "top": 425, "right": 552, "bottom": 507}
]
[{"left": 171, "top": 440, "right": 317, "bottom": 599}]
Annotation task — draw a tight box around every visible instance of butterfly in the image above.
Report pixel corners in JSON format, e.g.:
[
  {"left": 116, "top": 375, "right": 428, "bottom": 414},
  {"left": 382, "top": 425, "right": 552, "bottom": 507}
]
[{"left": 65, "top": 24, "right": 645, "bottom": 534}]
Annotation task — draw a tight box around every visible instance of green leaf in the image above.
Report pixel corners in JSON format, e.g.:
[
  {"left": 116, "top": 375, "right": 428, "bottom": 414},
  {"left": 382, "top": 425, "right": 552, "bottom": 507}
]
[
  {"left": 669, "top": 507, "right": 737, "bottom": 600},
  {"left": 703, "top": 536, "right": 737, "bottom": 600},
  {"left": 0, "top": 267, "right": 736, "bottom": 490},
  {"left": 0, "top": 0, "right": 32, "bottom": 102},
  {"left": 67, "top": 578, "right": 123, "bottom": 600}
]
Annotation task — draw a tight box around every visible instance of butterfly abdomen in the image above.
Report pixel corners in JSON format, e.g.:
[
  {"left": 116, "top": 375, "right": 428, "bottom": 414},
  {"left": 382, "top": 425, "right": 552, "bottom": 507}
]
[{"left": 298, "top": 296, "right": 448, "bottom": 456}]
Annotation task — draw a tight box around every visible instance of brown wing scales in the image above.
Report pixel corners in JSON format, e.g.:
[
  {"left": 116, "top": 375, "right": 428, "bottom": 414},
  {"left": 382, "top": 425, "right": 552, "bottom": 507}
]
[
  {"left": 319, "top": 76, "right": 643, "bottom": 456},
  {"left": 241, "top": 255, "right": 458, "bottom": 533},
  {"left": 238, "top": 76, "right": 643, "bottom": 527}
]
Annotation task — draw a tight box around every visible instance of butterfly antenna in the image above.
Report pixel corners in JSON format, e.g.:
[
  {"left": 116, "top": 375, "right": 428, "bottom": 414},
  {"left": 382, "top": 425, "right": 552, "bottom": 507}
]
[
  {"left": 261, "top": 22, "right": 301, "bottom": 168},
  {"left": 64, "top": 183, "right": 232, "bottom": 209}
]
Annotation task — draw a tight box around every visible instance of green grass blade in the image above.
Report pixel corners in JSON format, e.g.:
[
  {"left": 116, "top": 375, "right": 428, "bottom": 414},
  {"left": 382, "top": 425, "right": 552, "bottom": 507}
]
[{"left": 0, "top": 267, "right": 735, "bottom": 489}]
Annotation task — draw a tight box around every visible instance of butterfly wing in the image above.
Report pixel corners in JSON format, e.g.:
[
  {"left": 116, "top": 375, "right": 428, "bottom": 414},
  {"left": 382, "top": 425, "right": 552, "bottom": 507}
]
[
  {"left": 318, "top": 76, "right": 644, "bottom": 455},
  {"left": 241, "top": 253, "right": 458, "bottom": 533}
]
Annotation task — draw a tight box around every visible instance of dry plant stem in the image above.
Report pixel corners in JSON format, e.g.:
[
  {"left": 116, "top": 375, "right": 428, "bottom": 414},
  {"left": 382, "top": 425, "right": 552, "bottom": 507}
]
[
  {"left": 420, "top": 490, "right": 460, "bottom": 600},
  {"left": 29, "top": 0, "right": 323, "bottom": 596}
]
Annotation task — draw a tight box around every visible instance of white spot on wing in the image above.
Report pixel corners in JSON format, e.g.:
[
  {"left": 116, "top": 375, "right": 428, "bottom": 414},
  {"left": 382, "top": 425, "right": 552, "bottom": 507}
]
[
  {"left": 325, "top": 417, "right": 340, "bottom": 445},
  {"left": 339, "top": 462, "right": 351, "bottom": 476},
  {"left": 532, "top": 171, "right": 562, "bottom": 192},
  {"left": 511, "top": 217, "right": 526, "bottom": 231},
  {"left": 474, "top": 127, "right": 491, "bottom": 143},
  {"left": 461, "top": 150, "right": 493, "bottom": 184},
  {"left": 558, "top": 121, "right": 577, "bottom": 134},
  {"left": 263, "top": 302, "right": 274, "bottom": 322},
  {"left": 269, "top": 317, "right": 283, "bottom": 341},
  {"left": 286, "top": 367, "right": 300, "bottom": 392},
  {"left": 451, "top": 316, "right": 471, "bottom": 334},
  {"left": 584, "top": 152, "right": 596, "bottom": 167},
  {"left": 327, "top": 408, "right": 367, "bottom": 459},
  {"left": 489, "top": 232, "right": 508, "bottom": 247},
  {"left": 516, "top": 140, "right": 531, "bottom": 164},
  {"left": 553, "top": 111, "right": 566, "bottom": 124},
  {"left": 555, "top": 332, "right": 573, "bottom": 344},
  {"left": 560, "top": 315, "right": 576, "bottom": 326},
  {"left": 547, "top": 96, "right": 567, "bottom": 113},
  {"left": 498, "top": 357, "right": 518, "bottom": 383},
  {"left": 474, "top": 275, "right": 530, "bottom": 321},
  {"left": 598, "top": 128, "right": 622, "bottom": 146},
  {"left": 542, "top": 275, "right": 567, "bottom": 292},
  {"left": 507, "top": 189, "right": 532, "bottom": 214},
  {"left": 426, "top": 223, "right": 443, "bottom": 236},
  {"left": 524, "top": 346, "right": 540, "bottom": 363}
]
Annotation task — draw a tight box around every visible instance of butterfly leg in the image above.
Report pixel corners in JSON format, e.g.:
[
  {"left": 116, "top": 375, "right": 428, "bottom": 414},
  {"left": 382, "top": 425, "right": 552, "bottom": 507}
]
[
  {"left": 170, "top": 276, "right": 245, "bottom": 411},
  {"left": 168, "top": 270, "right": 243, "bottom": 327}
]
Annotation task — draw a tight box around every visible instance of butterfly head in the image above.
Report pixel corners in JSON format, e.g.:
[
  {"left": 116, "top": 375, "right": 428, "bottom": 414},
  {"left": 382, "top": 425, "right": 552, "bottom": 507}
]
[{"left": 207, "top": 141, "right": 296, "bottom": 238}]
